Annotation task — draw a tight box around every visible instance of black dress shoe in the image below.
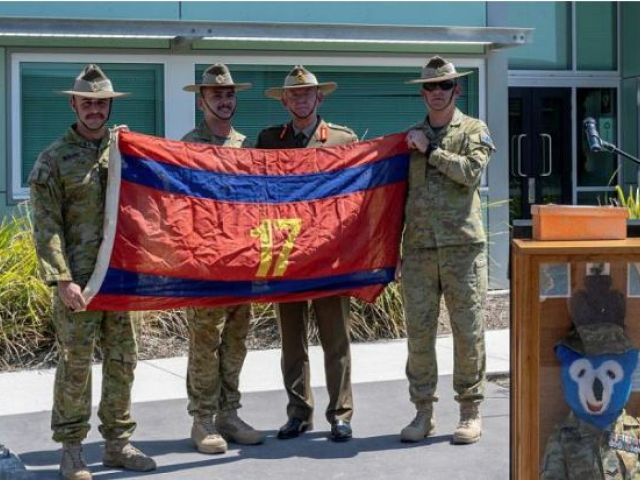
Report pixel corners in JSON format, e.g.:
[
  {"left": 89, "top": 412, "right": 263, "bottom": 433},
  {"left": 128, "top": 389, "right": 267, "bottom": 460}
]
[
  {"left": 329, "top": 420, "right": 352, "bottom": 442},
  {"left": 277, "top": 417, "right": 312, "bottom": 440}
]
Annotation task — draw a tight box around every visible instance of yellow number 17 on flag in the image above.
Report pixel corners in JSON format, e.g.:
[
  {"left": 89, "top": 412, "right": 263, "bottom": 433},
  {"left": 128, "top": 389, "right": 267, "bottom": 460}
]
[{"left": 250, "top": 218, "right": 302, "bottom": 277}]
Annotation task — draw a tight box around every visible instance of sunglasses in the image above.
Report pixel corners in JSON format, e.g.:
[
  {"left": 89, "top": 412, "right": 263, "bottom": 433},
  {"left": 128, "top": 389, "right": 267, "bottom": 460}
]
[{"left": 422, "top": 80, "right": 457, "bottom": 92}]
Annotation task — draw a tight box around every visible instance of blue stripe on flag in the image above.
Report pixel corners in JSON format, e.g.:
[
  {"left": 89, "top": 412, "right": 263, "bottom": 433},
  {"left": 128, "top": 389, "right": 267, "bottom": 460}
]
[
  {"left": 99, "top": 267, "right": 395, "bottom": 298},
  {"left": 121, "top": 153, "right": 409, "bottom": 203}
]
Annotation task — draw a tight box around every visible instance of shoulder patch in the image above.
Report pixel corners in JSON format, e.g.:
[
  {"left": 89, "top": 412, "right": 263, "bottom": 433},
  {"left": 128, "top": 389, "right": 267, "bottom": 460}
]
[
  {"left": 479, "top": 129, "right": 496, "bottom": 151},
  {"left": 326, "top": 122, "right": 354, "bottom": 134},
  {"left": 27, "top": 157, "right": 52, "bottom": 185}
]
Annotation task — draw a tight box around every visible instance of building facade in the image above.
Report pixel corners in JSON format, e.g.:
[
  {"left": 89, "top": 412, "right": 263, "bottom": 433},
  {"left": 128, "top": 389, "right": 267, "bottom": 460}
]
[{"left": 1, "top": 1, "right": 639, "bottom": 288}]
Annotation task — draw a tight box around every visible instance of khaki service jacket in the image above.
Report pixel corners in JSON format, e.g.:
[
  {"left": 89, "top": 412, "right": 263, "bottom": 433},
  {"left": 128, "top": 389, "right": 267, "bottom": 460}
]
[{"left": 255, "top": 117, "right": 357, "bottom": 149}]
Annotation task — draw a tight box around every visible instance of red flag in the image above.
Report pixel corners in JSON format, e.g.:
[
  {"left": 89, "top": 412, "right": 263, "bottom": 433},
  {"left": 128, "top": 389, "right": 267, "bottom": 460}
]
[{"left": 84, "top": 130, "right": 409, "bottom": 311}]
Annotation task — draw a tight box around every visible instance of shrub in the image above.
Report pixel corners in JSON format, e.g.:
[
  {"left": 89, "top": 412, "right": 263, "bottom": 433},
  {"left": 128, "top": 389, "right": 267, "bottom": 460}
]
[
  {"left": 0, "top": 210, "right": 54, "bottom": 369},
  {"left": 614, "top": 185, "right": 640, "bottom": 219}
]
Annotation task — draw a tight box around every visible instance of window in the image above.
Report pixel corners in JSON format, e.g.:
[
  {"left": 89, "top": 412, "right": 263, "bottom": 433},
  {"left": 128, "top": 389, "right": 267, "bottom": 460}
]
[
  {"left": 576, "top": 2, "right": 617, "bottom": 71},
  {"left": 506, "top": 2, "right": 572, "bottom": 70},
  {"left": 15, "top": 60, "right": 164, "bottom": 196}
]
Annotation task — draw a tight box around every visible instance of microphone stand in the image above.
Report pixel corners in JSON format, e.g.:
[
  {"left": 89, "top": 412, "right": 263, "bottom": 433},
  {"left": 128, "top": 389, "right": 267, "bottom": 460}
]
[{"left": 599, "top": 140, "right": 640, "bottom": 166}]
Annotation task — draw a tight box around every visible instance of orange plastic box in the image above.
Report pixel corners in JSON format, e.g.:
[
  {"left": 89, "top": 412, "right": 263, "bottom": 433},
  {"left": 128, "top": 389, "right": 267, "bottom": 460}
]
[{"left": 531, "top": 205, "right": 628, "bottom": 240}]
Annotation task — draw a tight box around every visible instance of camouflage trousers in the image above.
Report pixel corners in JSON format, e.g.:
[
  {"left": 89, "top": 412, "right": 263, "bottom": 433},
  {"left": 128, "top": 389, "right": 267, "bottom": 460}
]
[
  {"left": 401, "top": 243, "right": 487, "bottom": 409},
  {"left": 51, "top": 292, "right": 138, "bottom": 443},
  {"left": 186, "top": 305, "right": 251, "bottom": 417},
  {"left": 277, "top": 296, "right": 353, "bottom": 423}
]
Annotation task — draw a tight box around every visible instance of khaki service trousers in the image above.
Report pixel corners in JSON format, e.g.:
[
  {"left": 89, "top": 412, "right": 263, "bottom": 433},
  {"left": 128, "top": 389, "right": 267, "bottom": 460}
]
[{"left": 277, "top": 296, "right": 353, "bottom": 423}]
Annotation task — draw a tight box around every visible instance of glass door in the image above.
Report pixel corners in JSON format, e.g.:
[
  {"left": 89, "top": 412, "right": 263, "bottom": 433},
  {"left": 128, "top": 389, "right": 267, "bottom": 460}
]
[{"left": 509, "top": 88, "right": 572, "bottom": 221}]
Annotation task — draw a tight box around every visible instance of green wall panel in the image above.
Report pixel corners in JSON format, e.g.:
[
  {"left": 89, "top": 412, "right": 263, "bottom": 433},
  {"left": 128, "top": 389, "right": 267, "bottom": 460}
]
[
  {"left": 576, "top": 2, "right": 617, "bottom": 71},
  {"left": 181, "top": 1, "right": 487, "bottom": 26},
  {"left": 622, "top": 1, "right": 640, "bottom": 78},
  {"left": 0, "top": 1, "right": 179, "bottom": 20},
  {"left": 505, "top": 2, "right": 571, "bottom": 70}
]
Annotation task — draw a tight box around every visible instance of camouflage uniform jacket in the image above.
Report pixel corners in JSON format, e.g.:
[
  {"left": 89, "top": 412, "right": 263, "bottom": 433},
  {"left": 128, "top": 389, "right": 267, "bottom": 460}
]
[
  {"left": 541, "top": 411, "right": 640, "bottom": 480},
  {"left": 29, "top": 126, "right": 110, "bottom": 286},
  {"left": 255, "top": 117, "right": 357, "bottom": 149},
  {"left": 403, "top": 108, "right": 495, "bottom": 249},
  {"left": 181, "top": 120, "right": 248, "bottom": 147}
]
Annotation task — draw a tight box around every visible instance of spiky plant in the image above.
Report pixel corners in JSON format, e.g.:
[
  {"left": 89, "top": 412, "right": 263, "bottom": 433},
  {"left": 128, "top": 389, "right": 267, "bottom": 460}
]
[
  {"left": 614, "top": 185, "right": 640, "bottom": 219},
  {"left": 0, "top": 210, "right": 54, "bottom": 369}
]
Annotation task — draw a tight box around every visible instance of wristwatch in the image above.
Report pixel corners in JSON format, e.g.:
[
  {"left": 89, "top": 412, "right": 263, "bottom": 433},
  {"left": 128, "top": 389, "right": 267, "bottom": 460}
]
[{"left": 426, "top": 141, "right": 439, "bottom": 158}]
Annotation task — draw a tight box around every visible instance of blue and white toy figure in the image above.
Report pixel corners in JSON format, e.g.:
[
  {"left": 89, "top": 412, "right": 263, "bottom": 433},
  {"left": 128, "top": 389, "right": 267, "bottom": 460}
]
[
  {"left": 556, "top": 343, "right": 638, "bottom": 430},
  {"left": 541, "top": 272, "right": 640, "bottom": 480}
]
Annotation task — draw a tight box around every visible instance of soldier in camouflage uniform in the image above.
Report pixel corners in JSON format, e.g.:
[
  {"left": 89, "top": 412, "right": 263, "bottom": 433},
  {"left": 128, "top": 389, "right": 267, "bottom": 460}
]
[
  {"left": 181, "top": 64, "right": 264, "bottom": 453},
  {"left": 256, "top": 66, "right": 357, "bottom": 442},
  {"left": 399, "top": 56, "right": 495, "bottom": 445},
  {"left": 541, "top": 324, "right": 640, "bottom": 479},
  {"left": 29, "top": 65, "right": 155, "bottom": 480}
]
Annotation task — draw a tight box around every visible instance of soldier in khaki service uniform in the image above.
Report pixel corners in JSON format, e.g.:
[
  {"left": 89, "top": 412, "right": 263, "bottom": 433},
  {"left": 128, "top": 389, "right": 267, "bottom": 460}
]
[
  {"left": 181, "top": 64, "right": 265, "bottom": 453},
  {"left": 399, "top": 56, "right": 495, "bottom": 444},
  {"left": 256, "top": 66, "right": 357, "bottom": 442},
  {"left": 28, "top": 65, "right": 155, "bottom": 480}
]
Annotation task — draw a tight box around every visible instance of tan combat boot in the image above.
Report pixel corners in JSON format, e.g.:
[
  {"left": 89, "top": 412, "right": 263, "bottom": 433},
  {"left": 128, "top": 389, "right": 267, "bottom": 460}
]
[
  {"left": 59, "top": 442, "right": 92, "bottom": 480},
  {"left": 103, "top": 439, "right": 156, "bottom": 471},
  {"left": 400, "top": 407, "right": 436, "bottom": 442},
  {"left": 453, "top": 401, "right": 482, "bottom": 444},
  {"left": 191, "top": 416, "right": 228, "bottom": 454},
  {"left": 215, "top": 410, "right": 266, "bottom": 445}
]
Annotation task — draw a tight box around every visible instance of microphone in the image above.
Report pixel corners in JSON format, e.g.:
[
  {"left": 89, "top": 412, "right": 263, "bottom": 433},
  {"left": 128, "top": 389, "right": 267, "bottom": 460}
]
[{"left": 583, "top": 117, "right": 603, "bottom": 153}]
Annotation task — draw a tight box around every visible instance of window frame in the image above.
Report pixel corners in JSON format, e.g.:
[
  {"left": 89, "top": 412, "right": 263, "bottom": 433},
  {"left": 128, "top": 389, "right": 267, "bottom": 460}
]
[{"left": 9, "top": 52, "right": 169, "bottom": 200}]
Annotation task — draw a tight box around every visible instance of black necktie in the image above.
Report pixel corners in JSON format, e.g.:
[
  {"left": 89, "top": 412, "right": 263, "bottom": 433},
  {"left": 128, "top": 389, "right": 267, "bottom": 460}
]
[{"left": 294, "top": 132, "right": 306, "bottom": 148}]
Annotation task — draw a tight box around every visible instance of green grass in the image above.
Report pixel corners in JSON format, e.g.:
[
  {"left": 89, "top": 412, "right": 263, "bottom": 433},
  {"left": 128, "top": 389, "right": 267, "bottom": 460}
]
[{"left": 0, "top": 209, "right": 54, "bottom": 369}]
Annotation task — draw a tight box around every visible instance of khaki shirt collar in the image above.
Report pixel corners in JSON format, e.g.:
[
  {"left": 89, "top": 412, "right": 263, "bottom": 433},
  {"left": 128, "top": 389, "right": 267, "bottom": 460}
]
[
  {"left": 292, "top": 116, "right": 320, "bottom": 140},
  {"left": 195, "top": 120, "right": 242, "bottom": 144},
  {"left": 419, "top": 108, "right": 464, "bottom": 141}
]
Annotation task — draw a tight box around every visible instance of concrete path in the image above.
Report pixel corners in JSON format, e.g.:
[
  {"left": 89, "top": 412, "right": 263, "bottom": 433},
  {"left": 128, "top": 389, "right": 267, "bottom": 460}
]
[{"left": 0, "top": 329, "right": 510, "bottom": 479}]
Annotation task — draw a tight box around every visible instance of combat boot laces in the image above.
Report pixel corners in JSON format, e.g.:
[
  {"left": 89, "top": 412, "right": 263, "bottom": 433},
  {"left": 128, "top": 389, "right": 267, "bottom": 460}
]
[{"left": 60, "top": 442, "right": 91, "bottom": 480}]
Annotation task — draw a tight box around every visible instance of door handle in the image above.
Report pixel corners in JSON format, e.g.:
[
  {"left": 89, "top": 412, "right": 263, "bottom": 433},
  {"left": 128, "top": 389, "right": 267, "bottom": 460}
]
[
  {"left": 540, "top": 133, "right": 552, "bottom": 176},
  {"left": 516, "top": 134, "right": 527, "bottom": 177},
  {"left": 510, "top": 134, "right": 517, "bottom": 176}
]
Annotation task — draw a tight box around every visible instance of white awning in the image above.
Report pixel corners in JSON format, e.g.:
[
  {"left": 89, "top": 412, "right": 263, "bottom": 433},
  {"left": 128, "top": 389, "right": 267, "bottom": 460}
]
[{"left": 0, "top": 17, "right": 532, "bottom": 51}]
